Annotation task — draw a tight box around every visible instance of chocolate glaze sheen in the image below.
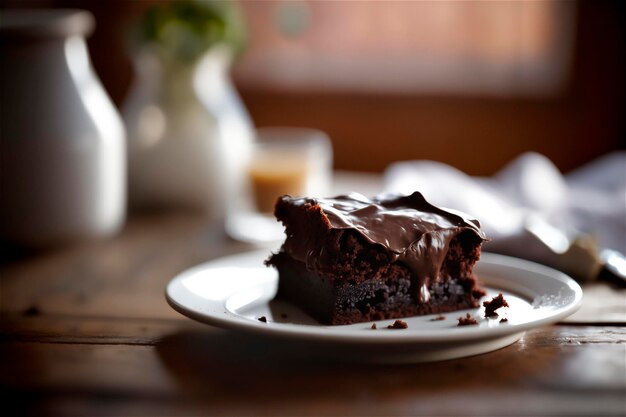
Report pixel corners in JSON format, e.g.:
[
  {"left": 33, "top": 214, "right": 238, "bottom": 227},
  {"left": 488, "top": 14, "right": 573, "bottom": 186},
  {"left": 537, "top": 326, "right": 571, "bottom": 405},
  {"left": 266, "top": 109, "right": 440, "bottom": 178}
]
[{"left": 277, "top": 192, "right": 487, "bottom": 301}]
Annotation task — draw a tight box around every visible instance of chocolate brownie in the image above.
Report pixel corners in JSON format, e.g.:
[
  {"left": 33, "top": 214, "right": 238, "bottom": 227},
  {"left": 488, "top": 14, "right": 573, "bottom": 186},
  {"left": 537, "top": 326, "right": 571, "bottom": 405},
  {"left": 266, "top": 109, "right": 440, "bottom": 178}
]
[{"left": 266, "top": 192, "right": 487, "bottom": 325}]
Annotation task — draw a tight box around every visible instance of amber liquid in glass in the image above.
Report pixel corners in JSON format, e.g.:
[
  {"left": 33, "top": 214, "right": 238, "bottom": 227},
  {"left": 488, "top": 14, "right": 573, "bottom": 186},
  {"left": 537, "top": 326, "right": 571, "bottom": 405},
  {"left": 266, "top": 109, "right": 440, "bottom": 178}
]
[{"left": 248, "top": 153, "right": 310, "bottom": 213}]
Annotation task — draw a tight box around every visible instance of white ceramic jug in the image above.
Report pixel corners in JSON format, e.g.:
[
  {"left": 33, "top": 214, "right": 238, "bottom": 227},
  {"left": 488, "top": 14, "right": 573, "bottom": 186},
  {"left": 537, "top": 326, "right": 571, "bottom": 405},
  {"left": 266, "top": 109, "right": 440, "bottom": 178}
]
[
  {"left": 0, "top": 10, "right": 126, "bottom": 247},
  {"left": 123, "top": 44, "right": 253, "bottom": 224}
]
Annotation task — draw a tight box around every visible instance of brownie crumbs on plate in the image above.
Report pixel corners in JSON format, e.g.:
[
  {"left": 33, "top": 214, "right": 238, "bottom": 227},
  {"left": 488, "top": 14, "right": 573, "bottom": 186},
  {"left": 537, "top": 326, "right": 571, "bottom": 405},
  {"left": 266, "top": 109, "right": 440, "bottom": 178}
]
[
  {"left": 500, "top": 318, "right": 509, "bottom": 323},
  {"left": 483, "top": 293, "right": 510, "bottom": 317},
  {"left": 387, "top": 319, "right": 408, "bottom": 329},
  {"left": 257, "top": 316, "right": 267, "bottom": 323},
  {"left": 457, "top": 313, "right": 478, "bottom": 326},
  {"left": 430, "top": 315, "right": 446, "bottom": 321},
  {"left": 371, "top": 323, "right": 377, "bottom": 330}
]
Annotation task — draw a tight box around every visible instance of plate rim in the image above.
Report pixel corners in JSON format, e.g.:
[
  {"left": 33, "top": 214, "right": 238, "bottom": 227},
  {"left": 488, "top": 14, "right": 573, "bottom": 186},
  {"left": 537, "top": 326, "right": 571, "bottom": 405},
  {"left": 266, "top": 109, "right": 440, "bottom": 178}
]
[{"left": 165, "top": 250, "right": 583, "bottom": 344}]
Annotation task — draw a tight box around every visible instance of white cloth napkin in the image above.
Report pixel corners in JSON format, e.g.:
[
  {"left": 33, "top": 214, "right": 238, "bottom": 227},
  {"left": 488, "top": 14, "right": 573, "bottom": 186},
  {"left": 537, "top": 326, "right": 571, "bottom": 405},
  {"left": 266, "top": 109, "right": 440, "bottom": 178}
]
[{"left": 384, "top": 152, "right": 626, "bottom": 280}]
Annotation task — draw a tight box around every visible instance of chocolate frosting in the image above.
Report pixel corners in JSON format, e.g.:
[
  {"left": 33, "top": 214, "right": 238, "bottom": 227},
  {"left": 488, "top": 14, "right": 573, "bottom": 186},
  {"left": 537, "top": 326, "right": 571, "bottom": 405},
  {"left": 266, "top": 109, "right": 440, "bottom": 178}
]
[{"left": 277, "top": 192, "right": 487, "bottom": 301}]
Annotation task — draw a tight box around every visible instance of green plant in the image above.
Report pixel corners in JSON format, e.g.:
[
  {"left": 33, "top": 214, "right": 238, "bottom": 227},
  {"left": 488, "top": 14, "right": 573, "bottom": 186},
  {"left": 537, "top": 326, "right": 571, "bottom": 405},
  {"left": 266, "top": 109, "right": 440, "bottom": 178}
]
[{"left": 135, "top": 0, "right": 246, "bottom": 63}]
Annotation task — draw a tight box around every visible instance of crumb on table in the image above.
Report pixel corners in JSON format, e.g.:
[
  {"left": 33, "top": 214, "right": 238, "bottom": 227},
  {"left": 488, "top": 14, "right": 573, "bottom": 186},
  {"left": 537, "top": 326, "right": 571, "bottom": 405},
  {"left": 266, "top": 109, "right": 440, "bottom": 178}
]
[
  {"left": 371, "top": 323, "right": 377, "bottom": 330},
  {"left": 22, "top": 305, "right": 42, "bottom": 317},
  {"left": 257, "top": 316, "right": 267, "bottom": 323},
  {"left": 430, "top": 315, "right": 446, "bottom": 321}
]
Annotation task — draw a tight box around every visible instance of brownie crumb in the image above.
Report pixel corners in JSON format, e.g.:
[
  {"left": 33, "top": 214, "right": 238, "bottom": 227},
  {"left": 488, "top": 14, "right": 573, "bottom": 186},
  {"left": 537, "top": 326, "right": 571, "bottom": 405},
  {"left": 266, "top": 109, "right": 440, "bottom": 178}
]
[
  {"left": 22, "top": 305, "right": 42, "bottom": 317},
  {"left": 457, "top": 313, "right": 478, "bottom": 326},
  {"left": 387, "top": 320, "right": 408, "bottom": 329},
  {"left": 371, "top": 323, "right": 377, "bottom": 330},
  {"left": 483, "top": 293, "right": 510, "bottom": 317},
  {"left": 500, "top": 318, "right": 508, "bottom": 323},
  {"left": 430, "top": 315, "right": 446, "bottom": 321},
  {"left": 257, "top": 316, "right": 267, "bottom": 323},
  {"left": 280, "top": 313, "right": 288, "bottom": 319}
]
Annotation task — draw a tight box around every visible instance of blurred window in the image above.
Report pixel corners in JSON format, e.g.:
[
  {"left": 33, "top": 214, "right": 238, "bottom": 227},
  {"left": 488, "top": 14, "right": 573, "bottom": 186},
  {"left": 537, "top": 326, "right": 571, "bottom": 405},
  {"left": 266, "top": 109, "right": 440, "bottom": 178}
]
[{"left": 234, "top": 1, "right": 576, "bottom": 96}]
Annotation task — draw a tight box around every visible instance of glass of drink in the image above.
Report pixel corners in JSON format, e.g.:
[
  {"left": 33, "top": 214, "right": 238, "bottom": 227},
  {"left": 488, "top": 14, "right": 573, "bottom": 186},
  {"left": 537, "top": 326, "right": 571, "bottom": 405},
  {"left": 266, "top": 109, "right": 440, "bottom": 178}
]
[{"left": 226, "top": 127, "right": 333, "bottom": 245}]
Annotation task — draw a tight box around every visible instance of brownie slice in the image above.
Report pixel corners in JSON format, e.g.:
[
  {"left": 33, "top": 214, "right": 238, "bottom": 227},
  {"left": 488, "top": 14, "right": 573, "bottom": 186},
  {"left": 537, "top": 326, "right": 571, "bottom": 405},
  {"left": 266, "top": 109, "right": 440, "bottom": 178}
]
[{"left": 266, "top": 192, "right": 487, "bottom": 325}]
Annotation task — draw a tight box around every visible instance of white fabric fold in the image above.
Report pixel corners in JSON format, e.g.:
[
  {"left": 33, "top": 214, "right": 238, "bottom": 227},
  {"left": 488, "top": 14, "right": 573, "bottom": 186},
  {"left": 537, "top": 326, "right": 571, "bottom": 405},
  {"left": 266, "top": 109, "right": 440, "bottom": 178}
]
[{"left": 384, "top": 151, "right": 626, "bottom": 280}]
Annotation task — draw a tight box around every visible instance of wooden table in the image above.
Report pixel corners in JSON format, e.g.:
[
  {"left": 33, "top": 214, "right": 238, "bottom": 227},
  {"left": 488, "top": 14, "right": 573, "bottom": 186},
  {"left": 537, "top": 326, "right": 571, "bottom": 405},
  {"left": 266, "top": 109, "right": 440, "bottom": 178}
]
[{"left": 1, "top": 174, "right": 625, "bottom": 416}]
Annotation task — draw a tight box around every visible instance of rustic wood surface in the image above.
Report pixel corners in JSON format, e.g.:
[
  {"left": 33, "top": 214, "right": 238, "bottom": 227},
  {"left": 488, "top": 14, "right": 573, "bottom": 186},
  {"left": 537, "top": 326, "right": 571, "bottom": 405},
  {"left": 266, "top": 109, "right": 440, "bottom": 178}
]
[{"left": 1, "top": 209, "right": 625, "bottom": 416}]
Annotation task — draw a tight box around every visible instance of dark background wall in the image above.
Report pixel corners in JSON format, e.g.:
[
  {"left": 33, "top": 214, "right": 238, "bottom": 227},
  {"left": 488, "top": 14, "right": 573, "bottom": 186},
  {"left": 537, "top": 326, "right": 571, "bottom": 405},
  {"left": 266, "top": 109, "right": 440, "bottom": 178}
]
[{"left": 2, "top": 0, "right": 624, "bottom": 175}]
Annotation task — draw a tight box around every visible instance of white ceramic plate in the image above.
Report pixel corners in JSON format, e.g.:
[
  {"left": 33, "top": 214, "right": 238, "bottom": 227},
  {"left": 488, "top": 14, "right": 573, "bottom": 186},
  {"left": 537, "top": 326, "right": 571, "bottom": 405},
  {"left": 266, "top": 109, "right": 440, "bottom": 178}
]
[{"left": 166, "top": 250, "right": 582, "bottom": 363}]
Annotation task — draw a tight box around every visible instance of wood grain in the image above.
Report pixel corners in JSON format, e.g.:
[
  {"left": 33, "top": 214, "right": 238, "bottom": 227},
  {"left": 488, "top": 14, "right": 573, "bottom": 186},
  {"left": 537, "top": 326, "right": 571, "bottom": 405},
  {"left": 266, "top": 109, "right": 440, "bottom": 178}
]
[
  {"left": 1, "top": 327, "right": 624, "bottom": 416},
  {"left": 1, "top": 210, "right": 624, "bottom": 416},
  {"left": 0, "top": 212, "right": 254, "bottom": 319}
]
